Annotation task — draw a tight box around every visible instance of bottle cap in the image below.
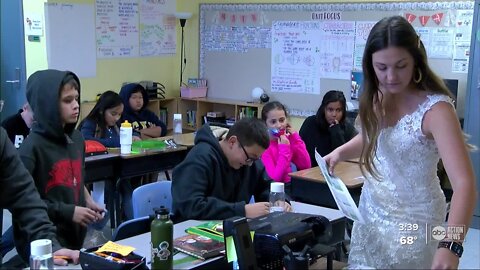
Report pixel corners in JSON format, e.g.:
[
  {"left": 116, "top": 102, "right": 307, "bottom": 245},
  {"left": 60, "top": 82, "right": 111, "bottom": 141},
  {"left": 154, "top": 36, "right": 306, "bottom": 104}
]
[
  {"left": 154, "top": 206, "right": 170, "bottom": 215},
  {"left": 30, "top": 239, "right": 52, "bottom": 257},
  {"left": 121, "top": 120, "right": 131, "bottom": 127},
  {"left": 270, "top": 182, "right": 284, "bottom": 193}
]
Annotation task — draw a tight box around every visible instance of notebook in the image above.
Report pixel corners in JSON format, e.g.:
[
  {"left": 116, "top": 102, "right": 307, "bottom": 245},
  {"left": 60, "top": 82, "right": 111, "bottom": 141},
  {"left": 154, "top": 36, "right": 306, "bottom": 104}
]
[{"left": 173, "top": 234, "right": 225, "bottom": 260}]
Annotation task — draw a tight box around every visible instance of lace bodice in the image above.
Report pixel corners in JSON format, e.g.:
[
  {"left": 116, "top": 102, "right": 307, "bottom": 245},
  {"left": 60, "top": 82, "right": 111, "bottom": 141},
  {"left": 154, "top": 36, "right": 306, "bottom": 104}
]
[{"left": 348, "top": 94, "right": 452, "bottom": 269}]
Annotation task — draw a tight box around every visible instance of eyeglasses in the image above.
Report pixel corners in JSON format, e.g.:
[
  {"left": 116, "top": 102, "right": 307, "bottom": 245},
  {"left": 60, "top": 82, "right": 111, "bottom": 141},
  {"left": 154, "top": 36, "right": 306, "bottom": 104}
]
[{"left": 238, "top": 139, "right": 257, "bottom": 166}]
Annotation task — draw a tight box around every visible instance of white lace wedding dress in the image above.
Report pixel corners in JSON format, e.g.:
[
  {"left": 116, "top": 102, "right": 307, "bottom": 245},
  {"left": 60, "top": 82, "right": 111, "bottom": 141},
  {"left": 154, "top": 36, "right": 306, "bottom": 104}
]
[{"left": 348, "top": 95, "right": 451, "bottom": 269}]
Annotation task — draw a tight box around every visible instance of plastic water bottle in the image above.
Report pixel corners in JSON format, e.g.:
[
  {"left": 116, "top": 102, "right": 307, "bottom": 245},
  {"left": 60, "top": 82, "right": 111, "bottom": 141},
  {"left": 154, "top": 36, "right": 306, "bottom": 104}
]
[
  {"left": 120, "top": 120, "right": 132, "bottom": 154},
  {"left": 30, "top": 239, "right": 54, "bottom": 270},
  {"left": 173, "top": 113, "right": 182, "bottom": 140},
  {"left": 269, "top": 182, "right": 285, "bottom": 212},
  {"left": 151, "top": 207, "right": 173, "bottom": 270}
]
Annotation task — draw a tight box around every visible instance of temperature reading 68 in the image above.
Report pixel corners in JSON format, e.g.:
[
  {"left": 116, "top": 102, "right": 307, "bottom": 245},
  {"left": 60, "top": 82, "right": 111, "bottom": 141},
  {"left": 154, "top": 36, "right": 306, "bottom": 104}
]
[{"left": 400, "top": 236, "right": 417, "bottom": 245}]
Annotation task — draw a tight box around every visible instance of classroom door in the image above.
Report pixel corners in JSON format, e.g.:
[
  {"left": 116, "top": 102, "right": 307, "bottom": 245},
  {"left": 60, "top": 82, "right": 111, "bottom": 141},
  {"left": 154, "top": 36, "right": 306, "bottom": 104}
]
[{"left": 0, "top": 0, "right": 27, "bottom": 121}]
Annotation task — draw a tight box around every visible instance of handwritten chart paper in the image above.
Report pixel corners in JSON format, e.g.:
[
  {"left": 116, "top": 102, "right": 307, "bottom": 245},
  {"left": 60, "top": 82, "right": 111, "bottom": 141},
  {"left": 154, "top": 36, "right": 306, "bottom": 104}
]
[
  {"left": 96, "top": 0, "right": 139, "bottom": 58},
  {"left": 319, "top": 21, "right": 355, "bottom": 80},
  {"left": 140, "top": 0, "right": 176, "bottom": 56},
  {"left": 271, "top": 21, "right": 321, "bottom": 94}
]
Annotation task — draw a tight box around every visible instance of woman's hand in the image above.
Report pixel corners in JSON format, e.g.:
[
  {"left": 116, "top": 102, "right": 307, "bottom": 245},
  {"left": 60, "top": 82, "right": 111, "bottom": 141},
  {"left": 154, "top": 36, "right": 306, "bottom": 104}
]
[
  {"left": 324, "top": 150, "right": 341, "bottom": 175},
  {"left": 431, "top": 247, "right": 459, "bottom": 269}
]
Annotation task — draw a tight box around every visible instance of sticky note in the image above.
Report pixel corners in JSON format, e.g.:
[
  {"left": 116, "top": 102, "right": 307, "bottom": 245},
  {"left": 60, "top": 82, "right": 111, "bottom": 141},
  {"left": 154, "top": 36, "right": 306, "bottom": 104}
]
[{"left": 96, "top": 241, "right": 135, "bottom": 257}]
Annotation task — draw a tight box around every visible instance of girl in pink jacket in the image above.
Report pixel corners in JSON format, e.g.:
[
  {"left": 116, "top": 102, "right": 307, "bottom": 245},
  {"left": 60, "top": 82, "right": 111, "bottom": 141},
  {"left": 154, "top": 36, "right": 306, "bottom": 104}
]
[{"left": 260, "top": 101, "right": 311, "bottom": 194}]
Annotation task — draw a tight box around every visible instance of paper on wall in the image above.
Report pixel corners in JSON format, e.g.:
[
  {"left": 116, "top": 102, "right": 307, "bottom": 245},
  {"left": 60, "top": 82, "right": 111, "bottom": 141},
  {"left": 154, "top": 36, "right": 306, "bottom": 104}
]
[{"left": 315, "top": 149, "right": 365, "bottom": 223}]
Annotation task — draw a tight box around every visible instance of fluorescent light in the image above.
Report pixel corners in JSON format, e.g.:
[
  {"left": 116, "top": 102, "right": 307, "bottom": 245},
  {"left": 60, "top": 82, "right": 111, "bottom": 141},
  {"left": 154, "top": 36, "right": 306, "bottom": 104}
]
[{"left": 174, "top": 12, "right": 192, "bottom": 20}]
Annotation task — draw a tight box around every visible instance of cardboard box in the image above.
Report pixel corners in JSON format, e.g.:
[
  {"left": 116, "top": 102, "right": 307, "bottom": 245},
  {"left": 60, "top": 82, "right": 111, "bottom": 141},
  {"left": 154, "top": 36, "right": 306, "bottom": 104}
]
[{"left": 181, "top": 87, "right": 207, "bottom": 98}]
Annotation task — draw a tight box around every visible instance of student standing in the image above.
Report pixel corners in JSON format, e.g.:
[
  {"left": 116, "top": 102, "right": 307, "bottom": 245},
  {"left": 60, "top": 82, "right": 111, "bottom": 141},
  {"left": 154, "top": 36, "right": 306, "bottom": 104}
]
[
  {"left": 299, "top": 90, "right": 357, "bottom": 166},
  {"left": 119, "top": 83, "right": 167, "bottom": 139},
  {"left": 0, "top": 127, "right": 80, "bottom": 266},
  {"left": 172, "top": 118, "right": 291, "bottom": 222},
  {"left": 19, "top": 69, "right": 104, "bottom": 250},
  {"left": 325, "top": 16, "right": 477, "bottom": 269},
  {"left": 261, "top": 101, "right": 311, "bottom": 194},
  {"left": 0, "top": 102, "right": 35, "bottom": 257}
]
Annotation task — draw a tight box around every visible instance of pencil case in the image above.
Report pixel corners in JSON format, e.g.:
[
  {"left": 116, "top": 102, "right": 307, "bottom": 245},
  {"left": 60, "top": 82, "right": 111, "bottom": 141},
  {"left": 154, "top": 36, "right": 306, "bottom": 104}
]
[{"left": 80, "top": 245, "right": 148, "bottom": 270}]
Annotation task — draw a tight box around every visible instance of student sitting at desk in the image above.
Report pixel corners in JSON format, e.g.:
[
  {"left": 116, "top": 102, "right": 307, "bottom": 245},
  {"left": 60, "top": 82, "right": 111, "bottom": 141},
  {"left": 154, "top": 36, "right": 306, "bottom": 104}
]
[
  {"left": 172, "top": 118, "right": 291, "bottom": 222},
  {"left": 79, "top": 90, "right": 141, "bottom": 147},
  {"left": 1, "top": 102, "right": 34, "bottom": 149},
  {"left": 260, "top": 101, "right": 311, "bottom": 194},
  {"left": 19, "top": 69, "right": 104, "bottom": 250},
  {"left": 299, "top": 90, "right": 357, "bottom": 166},
  {"left": 119, "top": 83, "right": 167, "bottom": 139}
]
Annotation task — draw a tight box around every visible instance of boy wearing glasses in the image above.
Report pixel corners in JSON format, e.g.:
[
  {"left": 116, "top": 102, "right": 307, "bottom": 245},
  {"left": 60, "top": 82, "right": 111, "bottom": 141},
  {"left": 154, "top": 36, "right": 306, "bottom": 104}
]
[{"left": 172, "top": 117, "right": 283, "bottom": 222}]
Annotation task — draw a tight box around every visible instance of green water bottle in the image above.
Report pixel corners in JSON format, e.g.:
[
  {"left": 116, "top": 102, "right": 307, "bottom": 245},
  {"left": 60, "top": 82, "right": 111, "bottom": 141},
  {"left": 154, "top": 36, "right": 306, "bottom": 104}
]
[{"left": 151, "top": 206, "right": 173, "bottom": 270}]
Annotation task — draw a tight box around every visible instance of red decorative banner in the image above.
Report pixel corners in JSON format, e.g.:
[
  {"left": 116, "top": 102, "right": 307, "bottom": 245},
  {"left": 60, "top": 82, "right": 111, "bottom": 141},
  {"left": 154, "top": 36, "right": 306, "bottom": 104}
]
[
  {"left": 432, "top": 13, "right": 444, "bottom": 25},
  {"left": 419, "top": 15, "right": 430, "bottom": 26},
  {"left": 405, "top": 13, "right": 417, "bottom": 23}
]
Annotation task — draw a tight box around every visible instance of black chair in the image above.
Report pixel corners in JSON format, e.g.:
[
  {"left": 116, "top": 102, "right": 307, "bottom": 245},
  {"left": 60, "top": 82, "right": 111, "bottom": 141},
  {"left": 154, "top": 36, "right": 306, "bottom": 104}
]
[{"left": 112, "top": 215, "right": 153, "bottom": 241}]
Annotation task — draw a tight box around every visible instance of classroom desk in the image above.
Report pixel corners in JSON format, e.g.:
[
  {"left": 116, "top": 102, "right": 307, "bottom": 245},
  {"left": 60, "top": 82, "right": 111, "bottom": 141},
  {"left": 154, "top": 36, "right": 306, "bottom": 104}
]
[
  {"left": 114, "top": 145, "right": 188, "bottom": 227},
  {"left": 117, "top": 220, "right": 228, "bottom": 270},
  {"left": 85, "top": 153, "right": 119, "bottom": 230},
  {"left": 290, "top": 162, "right": 364, "bottom": 209},
  {"left": 116, "top": 202, "right": 346, "bottom": 269},
  {"left": 84, "top": 133, "right": 195, "bottom": 228}
]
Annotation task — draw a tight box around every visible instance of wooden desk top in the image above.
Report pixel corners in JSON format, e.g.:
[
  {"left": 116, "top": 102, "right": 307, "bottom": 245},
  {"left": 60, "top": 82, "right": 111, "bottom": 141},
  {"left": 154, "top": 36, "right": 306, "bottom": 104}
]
[
  {"left": 158, "top": 132, "right": 195, "bottom": 147},
  {"left": 289, "top": 162, "right": 364, "bottom": 188}
]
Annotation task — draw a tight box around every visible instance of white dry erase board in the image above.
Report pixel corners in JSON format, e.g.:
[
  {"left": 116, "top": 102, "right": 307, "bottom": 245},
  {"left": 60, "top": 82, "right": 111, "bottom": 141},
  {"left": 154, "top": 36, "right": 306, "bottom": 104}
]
[{"left": 199, "top": 1, "right": 474, "bottom": 117}]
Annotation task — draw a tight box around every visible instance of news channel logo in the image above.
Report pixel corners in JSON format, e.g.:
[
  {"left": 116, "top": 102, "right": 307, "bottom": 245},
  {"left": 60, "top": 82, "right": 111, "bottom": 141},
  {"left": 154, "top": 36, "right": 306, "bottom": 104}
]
[{"left": 429, "top": 224, "right": 466, "bottom": 242}]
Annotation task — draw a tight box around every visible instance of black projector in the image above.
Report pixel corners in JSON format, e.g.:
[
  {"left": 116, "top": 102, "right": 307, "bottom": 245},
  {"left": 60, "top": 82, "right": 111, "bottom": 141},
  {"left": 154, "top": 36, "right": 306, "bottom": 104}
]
[{"left": 248, "top": 212, "right": 332, "bottom": 270}]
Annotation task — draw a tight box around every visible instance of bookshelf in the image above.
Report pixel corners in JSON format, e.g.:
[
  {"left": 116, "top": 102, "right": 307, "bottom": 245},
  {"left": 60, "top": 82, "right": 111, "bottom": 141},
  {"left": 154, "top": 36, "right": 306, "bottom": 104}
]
[{"left": 178, "top": 97, "right": 263, "bottom": 130}]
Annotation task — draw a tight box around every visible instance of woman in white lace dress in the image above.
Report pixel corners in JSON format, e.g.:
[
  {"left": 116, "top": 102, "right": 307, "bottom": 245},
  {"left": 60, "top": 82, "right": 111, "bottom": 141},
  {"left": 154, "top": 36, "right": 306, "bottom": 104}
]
[{"left": 324, "top": 16, "right": 477, "bottom": 269}]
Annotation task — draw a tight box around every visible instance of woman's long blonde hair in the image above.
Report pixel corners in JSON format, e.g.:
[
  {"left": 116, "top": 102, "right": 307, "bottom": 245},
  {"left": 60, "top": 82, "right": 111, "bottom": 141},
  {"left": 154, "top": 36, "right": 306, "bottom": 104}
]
[{"left": 359, "top": 16, "right": 454, "bottom": 180}]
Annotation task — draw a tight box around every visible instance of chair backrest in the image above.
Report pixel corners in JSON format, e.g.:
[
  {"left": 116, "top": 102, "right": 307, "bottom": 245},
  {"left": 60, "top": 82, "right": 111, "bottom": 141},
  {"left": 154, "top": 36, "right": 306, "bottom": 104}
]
[
  {"left": 112, "top": 215, "right": 152, "bottom": 241},
  {"left": 132, "top": 181, "right": 172, "bottom": 219}
]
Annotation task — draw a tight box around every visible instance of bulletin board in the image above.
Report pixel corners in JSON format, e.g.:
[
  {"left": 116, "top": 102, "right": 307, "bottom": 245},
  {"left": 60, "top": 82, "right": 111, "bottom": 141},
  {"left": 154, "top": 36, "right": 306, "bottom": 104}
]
[{"left": 199, "top": 1, "right": 474, "bottom": 117}]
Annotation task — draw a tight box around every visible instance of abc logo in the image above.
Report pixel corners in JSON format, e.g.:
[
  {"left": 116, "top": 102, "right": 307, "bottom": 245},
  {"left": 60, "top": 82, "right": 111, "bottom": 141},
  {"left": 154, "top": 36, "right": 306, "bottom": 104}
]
[{"left": 431, "top": 226, "right": 446, "bottom": 240}]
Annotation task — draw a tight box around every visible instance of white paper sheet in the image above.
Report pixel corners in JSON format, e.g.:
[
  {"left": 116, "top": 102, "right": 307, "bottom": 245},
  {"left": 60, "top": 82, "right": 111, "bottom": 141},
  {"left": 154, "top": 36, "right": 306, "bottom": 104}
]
[{"left": 315, "top": 149, "right": 364, "bottom": 223}]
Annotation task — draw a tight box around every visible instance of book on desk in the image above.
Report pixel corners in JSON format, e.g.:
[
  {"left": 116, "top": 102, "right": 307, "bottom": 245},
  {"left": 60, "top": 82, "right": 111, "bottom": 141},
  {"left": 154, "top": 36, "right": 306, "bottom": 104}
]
[{"left": 173, "top": 234, "right": 225, "bottom": 260}]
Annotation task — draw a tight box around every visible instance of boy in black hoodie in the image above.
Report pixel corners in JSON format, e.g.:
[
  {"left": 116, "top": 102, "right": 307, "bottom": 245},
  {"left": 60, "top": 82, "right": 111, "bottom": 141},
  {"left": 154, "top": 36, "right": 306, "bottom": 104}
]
[
  {"left": 19, "top": 70, "right": 104, "bottom": 250},
  {"left": 172, "top": 118, "right": 289, "bottom": 222},
  {"left": 119, "top": 83, "right": 167, "bottom": 139},
  {"left": 0, "top": 127, "right": 79, "bottom": 267}
]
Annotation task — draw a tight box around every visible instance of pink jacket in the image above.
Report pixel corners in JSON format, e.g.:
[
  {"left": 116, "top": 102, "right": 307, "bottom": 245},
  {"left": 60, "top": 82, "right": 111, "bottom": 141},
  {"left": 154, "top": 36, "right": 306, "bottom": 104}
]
[{"left": 261, "top": 132, "right": 311, "bottom": 183}]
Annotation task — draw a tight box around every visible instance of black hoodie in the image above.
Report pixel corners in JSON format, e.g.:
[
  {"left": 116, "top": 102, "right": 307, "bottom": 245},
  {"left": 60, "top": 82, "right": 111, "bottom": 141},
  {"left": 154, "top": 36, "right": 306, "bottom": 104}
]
[
  {"left": 172, "top": 124, "right": 270, "bottom": 222},
  {"left": 1, "top": 127, "right": 61, "bottom": 263},
  {"left": 19, "top": 70, "right": 86, "bottom": 250}
]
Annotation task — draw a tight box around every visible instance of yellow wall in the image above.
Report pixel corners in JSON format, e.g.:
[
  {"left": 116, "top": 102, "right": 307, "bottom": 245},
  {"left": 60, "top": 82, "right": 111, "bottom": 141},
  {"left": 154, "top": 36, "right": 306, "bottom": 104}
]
[
  {"left": 23, "top": 0, "right": 424, "bottom": 130},
  {"left": 24, "top": 0, "right": 178, "bottom": 102}
]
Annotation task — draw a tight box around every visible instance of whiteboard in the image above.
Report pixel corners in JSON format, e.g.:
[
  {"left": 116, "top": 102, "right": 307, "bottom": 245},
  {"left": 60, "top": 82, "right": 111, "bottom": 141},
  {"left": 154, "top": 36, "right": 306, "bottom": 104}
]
[
  {"left": 199, "top": 2, "right": 474, "bottom": 117},
  {"left": 45, "top": 3, "right": 96, "bottom": 78}
]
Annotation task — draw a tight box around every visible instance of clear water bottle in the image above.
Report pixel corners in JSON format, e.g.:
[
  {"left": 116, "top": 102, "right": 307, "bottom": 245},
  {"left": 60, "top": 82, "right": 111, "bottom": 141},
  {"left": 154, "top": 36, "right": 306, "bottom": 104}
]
[
  {"left": 173, "top": 113, "right": 182, "bottom": 142},
  {"left": 151, "top": 206, "right": 173, "bottom": 270},
  {"left": 269, "top": 182, "right": 285, "bottom": 212},
  {"left": 120, "top": 120, "right": 132, "bottom": 154},
  {"left": 30, "top": 239, "right": 54, "bottom": 270}
]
